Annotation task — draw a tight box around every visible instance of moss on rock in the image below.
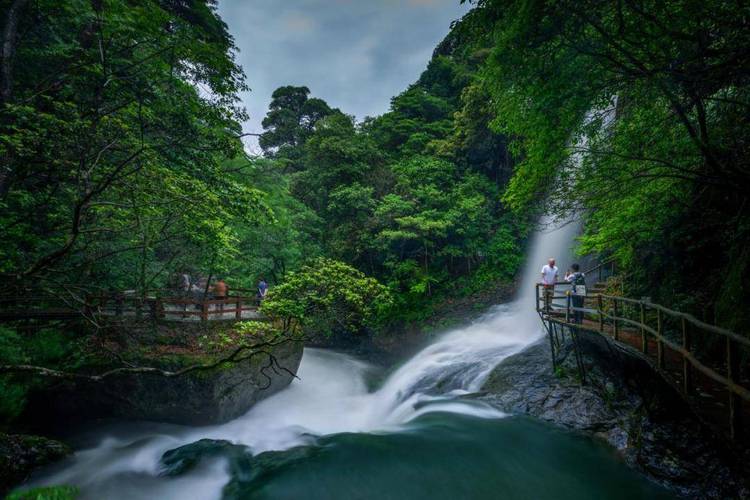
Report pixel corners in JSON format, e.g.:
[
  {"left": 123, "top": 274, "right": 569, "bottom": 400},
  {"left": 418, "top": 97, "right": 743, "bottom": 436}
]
[{"left": 0, "top": 434, "right": 72, "bottom": 496}]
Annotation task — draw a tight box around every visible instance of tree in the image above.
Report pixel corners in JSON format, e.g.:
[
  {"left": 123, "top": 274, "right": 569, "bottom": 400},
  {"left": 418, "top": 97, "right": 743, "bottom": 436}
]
[
  {"left": 259, "top": 85, "right": 334, "bottom": 165},
  {"left": 0, "top": 0, "right": 263, "bottom": 301},
  {"left": 472, "top": 0, "right": 750, "bottom": 330},
  {"left": 260, "top": 258, "right": 392, "bottom": 336}
]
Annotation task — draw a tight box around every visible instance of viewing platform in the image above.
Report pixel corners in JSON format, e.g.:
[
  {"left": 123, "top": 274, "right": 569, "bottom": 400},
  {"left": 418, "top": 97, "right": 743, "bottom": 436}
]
[{"left": 535, "top": 260, "right": 750, "bottom": 445}]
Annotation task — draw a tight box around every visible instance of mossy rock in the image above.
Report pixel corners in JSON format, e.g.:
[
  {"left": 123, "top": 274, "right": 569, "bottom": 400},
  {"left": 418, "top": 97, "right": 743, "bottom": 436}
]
[{"left": 0, "top": 434, "right": 72, "bottom": 496}]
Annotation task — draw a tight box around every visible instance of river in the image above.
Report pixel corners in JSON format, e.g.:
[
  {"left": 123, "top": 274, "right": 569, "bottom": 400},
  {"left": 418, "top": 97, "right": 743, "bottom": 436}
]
[{"left": 24, "top": 216, "right": 674, "bottom": 499}]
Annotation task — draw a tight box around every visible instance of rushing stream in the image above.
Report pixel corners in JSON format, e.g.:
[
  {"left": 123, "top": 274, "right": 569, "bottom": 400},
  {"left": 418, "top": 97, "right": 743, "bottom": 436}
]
[{"left": 25, "top": 217, "right": 673, "bottom": 499}]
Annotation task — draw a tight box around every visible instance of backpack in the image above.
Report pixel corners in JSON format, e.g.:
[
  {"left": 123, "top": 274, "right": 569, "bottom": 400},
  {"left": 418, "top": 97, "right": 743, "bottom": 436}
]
[{"left": 571, "top": 272, "right": 586, "bottom": 295}]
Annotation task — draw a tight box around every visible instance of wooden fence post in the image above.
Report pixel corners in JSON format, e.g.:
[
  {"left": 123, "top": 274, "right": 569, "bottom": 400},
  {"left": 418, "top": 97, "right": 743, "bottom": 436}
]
[
  {"left": 236, "top": 297, "right": 242, "bottom": 320},
  {"left": 727, "top": 337, "right": 742, "bottom": 441},
  {"left": 549, "top": 321, "right": 557, "bottom": 370},
  {"left": 613, "top": 299, "right": 619, "bottom": 341},
  {"left": 682, "top": 317, "right": 692, "bottom": 395},
  {"left": 201, "top": 300, "right": 208, "bottom": 321},
  {"left": 565, "top": 293, "right": 571, "bottom": 323},
  {"left": 656, "top": 309, "right": 664, "bottom": 369},
  {"left": 598, "top": 294, "right": 604, "bottom": 332},
  {"left": 640, "top": 302, "right": 647, "bottom": 354},
  {"left": 115, "top": 295, "right": 124, "bottom": 317}
]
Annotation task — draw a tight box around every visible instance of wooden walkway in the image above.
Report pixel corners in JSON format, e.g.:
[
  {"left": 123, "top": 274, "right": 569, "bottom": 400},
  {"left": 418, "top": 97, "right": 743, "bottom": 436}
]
[
  {"left": 0, "top": 290, "right": 262, "bottom": 323},
  {"left": 536, "top": 278, "right": 750, "bottom": 445}
]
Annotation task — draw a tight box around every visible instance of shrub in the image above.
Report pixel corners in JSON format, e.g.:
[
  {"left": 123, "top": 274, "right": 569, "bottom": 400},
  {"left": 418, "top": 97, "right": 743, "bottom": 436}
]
[{"left": 261, "top": 258, "right": 392, "bottom": 336}]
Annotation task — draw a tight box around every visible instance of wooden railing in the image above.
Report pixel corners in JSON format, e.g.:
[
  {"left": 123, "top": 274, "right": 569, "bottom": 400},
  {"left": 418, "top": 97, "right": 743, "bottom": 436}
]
[
  {"left": 0, "top": 290, "right": 262, "bottom": 322},
  {"left": 535, "top": 282, "right": 749, "bottom": 442},
  {"left": 582, "top": 257, "right": 617, "bottom": 283}
]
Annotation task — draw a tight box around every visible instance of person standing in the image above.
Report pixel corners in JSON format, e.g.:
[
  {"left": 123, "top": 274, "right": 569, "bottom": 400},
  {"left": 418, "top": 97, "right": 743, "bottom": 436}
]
[
  {"left": 213, "top": 278, "right": 228, "bottom": 315},
  {"left": 180, "top": 272, "right": 191, "bottom": 292},
  {"left": 565, "top": 263, "right": 586, "bottom": 324},
  {"left": 213, "top": 278, "right": 228, "bottom": 300},
  {"left": 257, "top": 277, "right": 268, "bottom": 305},
  {"left": 540, "top": 258, "right": 559, "bottom": 312}
]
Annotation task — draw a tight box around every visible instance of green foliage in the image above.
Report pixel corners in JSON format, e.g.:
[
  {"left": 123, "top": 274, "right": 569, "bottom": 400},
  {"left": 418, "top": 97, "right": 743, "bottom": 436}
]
[
  {"left": 217, "top": 156, "right": 322, "bottom": 287},
  {"left": 0, "top": 326, "right": 29, "bottom": 424},
  {"left": 259, "top": 85, "right": 335, "bottom": 165},
  {"left": 0, "top": 0, "right": 268, "bottom": 297},
  {"left": 196, "top": 321, "right": 283, "bottom": 352},
  {"left": 0, "top": 325, "right": 82, "bottom": 425},
  {"left": 261, "top": 258, "right": 393, "bottom": 336},
  {"left": 7, "top": 486, "right": 78, "bottom": 500},
  {"left": 252, "top": 22, "right": 531, "bottom": 319},
  {"left": 472, "top": 0, "right": 750, "bottom": 330}
]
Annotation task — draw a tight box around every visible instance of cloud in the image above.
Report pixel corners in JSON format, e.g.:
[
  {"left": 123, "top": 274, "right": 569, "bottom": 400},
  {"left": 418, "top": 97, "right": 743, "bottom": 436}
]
[
  {"left": 282, "top": 12, "right": 317, "bottom": 35},
  {"left": 216, "top": 0, "right": 471, "bottom": 149}
]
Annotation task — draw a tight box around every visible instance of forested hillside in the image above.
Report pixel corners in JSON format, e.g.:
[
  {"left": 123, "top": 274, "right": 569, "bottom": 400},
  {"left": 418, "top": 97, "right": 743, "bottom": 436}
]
[
  {"left": 0, "top": 0, "right": 529, "bottom": 430},
  {"left": 468, "top": 0, "right": 750, "bottom": 334},
  {"left": 252, "top": 27, "right": 529, "bottom": 317},
  {"left": 1, "top": 0, "right": 749, "bottom": 450},
  {"left": 2, "top": 1, "right": 750, "bottom": 498}
]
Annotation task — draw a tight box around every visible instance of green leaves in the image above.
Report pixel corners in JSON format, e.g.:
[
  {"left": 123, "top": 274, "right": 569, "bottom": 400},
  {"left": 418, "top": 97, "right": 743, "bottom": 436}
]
[
  {"left": 0, "top": 0, "right": 260, "bottom": 293},
  {"left": 259, "top": 86, "right": 335, "bottom": 160},
  {"left": 250, "top": 19, "right": 530, "bottom": 317},
  {"left": 261, "top": 258, "right": 393, "bottom": 337}
]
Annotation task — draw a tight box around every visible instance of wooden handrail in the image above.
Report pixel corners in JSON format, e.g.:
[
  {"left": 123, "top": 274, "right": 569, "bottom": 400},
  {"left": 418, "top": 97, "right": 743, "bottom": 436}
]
[
  {"left": 599, "top": 294, "right": 750, "bottom": 350},
  {"left": 596, "top": 307, "right": 750, "bottom": 402},
  {"left": 581, "top": 256, "right": 616, "bottom": 277},
  {"left": 0, "top": 293, "right": 261, "bottom": 323},
  {"left": 535, "top": 283, "right": 750, "bottom": 349},
  {"left": 535, "top": 281, "right": 749, "bottom": 441}
]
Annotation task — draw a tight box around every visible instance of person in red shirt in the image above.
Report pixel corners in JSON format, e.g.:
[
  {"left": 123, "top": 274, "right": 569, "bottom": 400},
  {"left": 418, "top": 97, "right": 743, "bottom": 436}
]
[{"left": 213, "top": 279, "right": 228, "bottom": 299}]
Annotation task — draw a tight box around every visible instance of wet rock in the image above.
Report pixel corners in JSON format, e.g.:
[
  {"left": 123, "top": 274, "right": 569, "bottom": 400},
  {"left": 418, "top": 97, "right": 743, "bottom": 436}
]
[
  {"left": 0, "top": 433, "right": 71, "bottom": 496},
  {"left": 27, "top": 339, "right": 304, "bottom": 429},
  {"left": 480, "top": 336, "right": 749, "bottom": 499},
  {"left": 161, "top": 439, "right": 249, "bottom": 476}
]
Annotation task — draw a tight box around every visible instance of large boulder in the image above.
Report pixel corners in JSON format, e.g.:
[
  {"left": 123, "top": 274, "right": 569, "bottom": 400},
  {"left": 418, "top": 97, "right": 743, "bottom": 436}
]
[{"left": 26, "top": 338, "right": 303, "bottom": 428}]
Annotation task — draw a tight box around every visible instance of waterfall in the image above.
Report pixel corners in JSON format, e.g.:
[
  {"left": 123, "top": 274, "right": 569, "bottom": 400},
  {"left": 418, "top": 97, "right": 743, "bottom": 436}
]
[
  {"left": 27, "top": 104, "right": 616, "bottom": 498},
  {"left": 26, "top": 215, "right": 581, "bottom": 500}
]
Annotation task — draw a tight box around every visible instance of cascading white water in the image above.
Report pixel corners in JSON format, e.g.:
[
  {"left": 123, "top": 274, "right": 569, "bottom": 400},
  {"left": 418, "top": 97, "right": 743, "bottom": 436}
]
[
  {"left": 24, "top": 101, "right": 623, "bottom": 499},
  {"left": 27, "top": 215, "right": 581, "bottom": 500}
]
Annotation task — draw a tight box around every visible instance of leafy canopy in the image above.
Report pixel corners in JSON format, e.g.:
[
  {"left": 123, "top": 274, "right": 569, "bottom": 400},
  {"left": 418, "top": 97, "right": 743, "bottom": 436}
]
[{"left": 261, "top": 258, "right": 393, "bottom": 336}]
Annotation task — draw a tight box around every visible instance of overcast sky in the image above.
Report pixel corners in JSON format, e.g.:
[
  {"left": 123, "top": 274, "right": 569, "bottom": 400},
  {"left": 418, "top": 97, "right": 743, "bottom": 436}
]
[{"left": 216, "top": 0, "right": 470, "bottom": 153}]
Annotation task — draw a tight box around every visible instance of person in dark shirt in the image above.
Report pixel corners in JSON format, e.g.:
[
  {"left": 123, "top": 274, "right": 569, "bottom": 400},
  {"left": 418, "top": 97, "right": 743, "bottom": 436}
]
[
  {"left": 565, "top": 263, "right": 586, "bottom": 324},
  {"left": 257, "top": 278, "right": 268, "bottom": 305}
]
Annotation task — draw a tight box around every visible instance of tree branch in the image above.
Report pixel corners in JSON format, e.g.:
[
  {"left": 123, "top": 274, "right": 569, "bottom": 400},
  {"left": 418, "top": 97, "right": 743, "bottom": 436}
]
[{"left": 0, "top": 338, "right": 301, "bottom": 384}]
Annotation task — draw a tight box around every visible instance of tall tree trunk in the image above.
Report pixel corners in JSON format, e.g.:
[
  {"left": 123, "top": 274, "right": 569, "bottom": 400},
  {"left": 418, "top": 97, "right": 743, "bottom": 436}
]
[
  {"left": 0, "top": 0, "right": 31, "bottom": 198},
  {"left": 1, "top": 0, "right": 29, "bottom": 103}
]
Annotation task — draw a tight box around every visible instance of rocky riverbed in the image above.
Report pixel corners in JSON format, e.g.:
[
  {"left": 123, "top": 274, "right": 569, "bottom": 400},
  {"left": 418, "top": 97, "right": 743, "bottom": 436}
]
[
  {"left": 478, "top": 332, "right": 750, "bottom": 499},
  {"left": 0, "top": 324, "right": 304, "bottom": 495}
]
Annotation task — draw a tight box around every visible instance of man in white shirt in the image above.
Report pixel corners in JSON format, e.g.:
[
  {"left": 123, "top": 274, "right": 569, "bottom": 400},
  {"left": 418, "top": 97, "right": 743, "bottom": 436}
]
[
  {"left": 540, "top": 258, "right": 558, "bottom": 311},
  {"left": 541, "top": 258, "right": 559, "bottom": 285}
]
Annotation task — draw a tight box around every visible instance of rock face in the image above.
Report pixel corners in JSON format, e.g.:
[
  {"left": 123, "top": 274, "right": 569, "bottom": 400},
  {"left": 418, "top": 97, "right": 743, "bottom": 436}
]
[
  {"left": 0, "top": 433, "right": 71, "bottom": 496},
  {"left": 29, "top": 339, "right": 303, "bottom": 428},
  {"left": 480, "top": 332, "right": 750, "bottom": 499}
]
